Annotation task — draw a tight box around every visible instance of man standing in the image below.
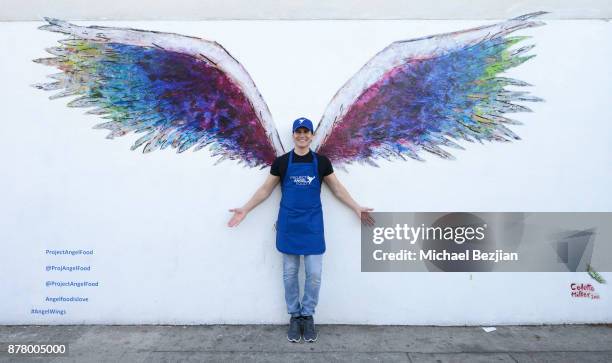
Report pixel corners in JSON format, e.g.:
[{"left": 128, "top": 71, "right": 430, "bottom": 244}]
[{"left": 228, "top": 117, "right": 373, "bottom": 343}]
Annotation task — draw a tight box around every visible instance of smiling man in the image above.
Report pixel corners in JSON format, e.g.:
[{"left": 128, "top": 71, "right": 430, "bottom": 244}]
[{"left": 228, "top": 117, "right": 373, "bottom": 343}]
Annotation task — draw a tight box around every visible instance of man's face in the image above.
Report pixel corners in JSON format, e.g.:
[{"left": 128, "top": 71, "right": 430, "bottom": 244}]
[{"left": 293, "top": 127, "right": 313, "bottom": 148}]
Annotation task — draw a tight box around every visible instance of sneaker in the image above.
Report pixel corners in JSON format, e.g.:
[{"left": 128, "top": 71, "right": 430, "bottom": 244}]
[
  {"left": 287, "top": 316, "right": 302, "bottom": 343},
  {"left": 301, "top": 315, "right": 317, "bottom": 342}
]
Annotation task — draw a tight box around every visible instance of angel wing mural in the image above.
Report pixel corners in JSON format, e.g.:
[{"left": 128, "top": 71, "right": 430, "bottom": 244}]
[
  {"left": 33, "top": 18, "right": 284, "bottom": 168},
  {"left": 33, "top": 12, "right": 546, "bottom": 169}
]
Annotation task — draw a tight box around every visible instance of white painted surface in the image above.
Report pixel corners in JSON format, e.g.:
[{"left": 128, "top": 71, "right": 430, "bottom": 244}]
[
  {"left": 0, "top": 19, "right": 611, "bottom": 324},
  {"left": 1, "top": 0, "right": 611, "bottom": 20}
]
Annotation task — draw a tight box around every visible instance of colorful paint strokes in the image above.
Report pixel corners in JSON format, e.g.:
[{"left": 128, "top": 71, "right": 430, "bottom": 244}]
[
  {"left": 313, "top": 12, "right": 546, "bottom": 167},
  {"left": 33, "top": 18, "right": 283, "bottom": 168},
  {"left": 34, "top": 13, "right": 546, "bottom": 169}
]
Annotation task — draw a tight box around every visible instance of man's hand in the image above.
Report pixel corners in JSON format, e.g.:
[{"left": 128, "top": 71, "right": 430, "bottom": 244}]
[
  {"left": 227, "top": 174, "right": 280, "bottom": 228},
  {"left": 228, "top": 207, "right": 248, "bottom": 227},
  {"left": 324, "top": 173, "right": 375, "bottom": 226},
  {"left": 355, "top": 206, "right": 375, "bottom": 226}
]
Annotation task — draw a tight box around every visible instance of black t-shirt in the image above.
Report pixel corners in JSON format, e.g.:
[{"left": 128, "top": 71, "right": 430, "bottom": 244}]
[{"left": 270, "top": 150, "right": 334, "bottom": 185}]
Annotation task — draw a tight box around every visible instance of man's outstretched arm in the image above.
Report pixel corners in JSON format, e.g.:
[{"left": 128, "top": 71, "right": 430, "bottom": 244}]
[
  {"left": 323, "top": 173, "right": 374, "bottom": 226},
  {"left": 228, "top": 174, "right": 280, "bottom": 227}
]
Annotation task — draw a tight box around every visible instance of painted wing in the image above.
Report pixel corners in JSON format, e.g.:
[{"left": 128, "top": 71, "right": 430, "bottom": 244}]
[
  {"left": 33, "top": 18, "right": 284, "bottom": 167},
  {"left": 312, "top": 12, "right": 546, "bottom": 167}
]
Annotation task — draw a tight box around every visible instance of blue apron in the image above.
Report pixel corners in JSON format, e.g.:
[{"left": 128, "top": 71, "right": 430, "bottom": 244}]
[{"left": 276, "top": 149, "right": 326, "bottom": 255}]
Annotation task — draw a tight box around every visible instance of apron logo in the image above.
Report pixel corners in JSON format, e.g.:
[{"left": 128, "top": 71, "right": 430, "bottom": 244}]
[{"left": 290, "top": 175, "right": 316, "bottom": 185}]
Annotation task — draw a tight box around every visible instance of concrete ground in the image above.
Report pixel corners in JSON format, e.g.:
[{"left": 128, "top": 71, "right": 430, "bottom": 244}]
[{"left": 1, "top": 324, "right": 611, "bottom": 362}]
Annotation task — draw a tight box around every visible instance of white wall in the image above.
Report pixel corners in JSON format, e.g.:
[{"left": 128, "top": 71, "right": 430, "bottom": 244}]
[
  {"left": 2, "top": 0, "right": 611, "bottom": 20},
  {"left": 1, "top": 19, "right": 611, "bottom": 324}
]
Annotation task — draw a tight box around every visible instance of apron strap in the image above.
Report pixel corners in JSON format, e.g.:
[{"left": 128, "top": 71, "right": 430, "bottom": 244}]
[
  {"left": 288, "top": 149, "right": 318, "bottom": 178},
  {"left": 311, "top": 150, "right": 319, "bottom": 178}
]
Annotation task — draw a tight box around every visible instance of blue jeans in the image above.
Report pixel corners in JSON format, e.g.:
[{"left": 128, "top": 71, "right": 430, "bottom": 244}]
[{"left": 282, "top": 253, "right": 323, "bottom": 317}]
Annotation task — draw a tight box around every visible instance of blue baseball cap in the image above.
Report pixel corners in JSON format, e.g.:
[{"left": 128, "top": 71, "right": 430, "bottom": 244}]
[{"left": 292, "top": 117, "right": 314, "bottom": 133}]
